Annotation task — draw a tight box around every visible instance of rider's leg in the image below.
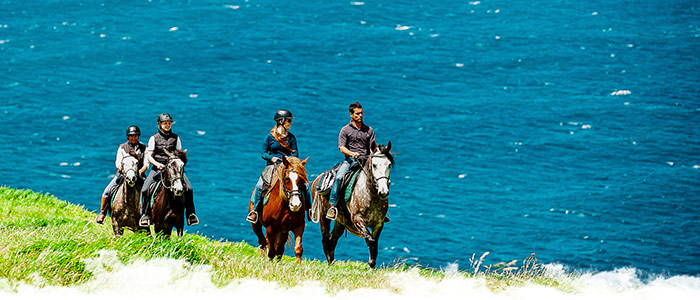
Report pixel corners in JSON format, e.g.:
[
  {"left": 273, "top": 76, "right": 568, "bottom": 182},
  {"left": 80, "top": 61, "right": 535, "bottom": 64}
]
[
  {"left": 246, "top": 176, "right": 264, "bottom": 223},
  {"left": 96, "top": 175, "right": 119, "bottom": 224},
  {"left": 327, "top": 159, "right": 352, "bottom": 219},
  {"left": 303, "top": 182, "right": 311, "bottom": 220},
  {"left": 183, "top": 174, "right": 198, "bottom": 226},
  {"left": 139, "top": 170, "right": 156, "bottom": 226}
]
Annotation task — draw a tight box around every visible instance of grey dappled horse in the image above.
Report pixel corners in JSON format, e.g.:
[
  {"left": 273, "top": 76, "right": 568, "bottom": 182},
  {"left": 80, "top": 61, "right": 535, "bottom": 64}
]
[
  {"left": 312, "top": 142, "right": 394, "bottom": 268},
  {"left": 110, "top": 155, "right": 142, "bottom": 236}
]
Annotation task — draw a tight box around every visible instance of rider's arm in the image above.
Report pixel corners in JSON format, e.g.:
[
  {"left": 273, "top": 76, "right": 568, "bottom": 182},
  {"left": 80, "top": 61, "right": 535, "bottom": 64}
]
[
  {"left": 368, "top": 127, "right": 378, "bottom": 153},
  {"left": 289, "top": 134, "right": 299, "bottom": 158},
  {"left": 339, "top": 146, "right": 359, "bottom": 158},
  {"left": 261, "top": 135, "right": 275, "bottom": 163},
  {"left": 146, "top": 136, "right": 164, "bottom": 169},
  {"left": 115, "top": 146, "right": 125, "bottom": 172},
  {"left": 176, "top": 137, "right": 182, "bottom": 151},
  {"left": 338, "top": 129, "right": 359, "bottom": 158}
]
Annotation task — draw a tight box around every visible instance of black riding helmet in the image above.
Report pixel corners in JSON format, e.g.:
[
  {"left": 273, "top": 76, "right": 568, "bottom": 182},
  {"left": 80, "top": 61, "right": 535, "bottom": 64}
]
[
  {"left": 273, "top": 109, "right": 294, "bottom": 122},
  {"left": 126, "top": 125, "right": 141, "bottom": 136},
  {"left": 157, "top": 113, "right": 173, "bottom": 123}
]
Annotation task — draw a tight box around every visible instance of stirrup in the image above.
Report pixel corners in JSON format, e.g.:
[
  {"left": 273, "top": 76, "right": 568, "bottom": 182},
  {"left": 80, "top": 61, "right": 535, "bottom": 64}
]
[
  {"left": 187, "top": 213, "right": 199, "bottom": 226},
  {"left": 139, "top": 215, "right": 151, "bottom": 227},
  {"left": 246, "top": 211, "right": 258, "bottom": 224},
  {"left": 326, "top": 207, "right": 337, "bottom": 220}
]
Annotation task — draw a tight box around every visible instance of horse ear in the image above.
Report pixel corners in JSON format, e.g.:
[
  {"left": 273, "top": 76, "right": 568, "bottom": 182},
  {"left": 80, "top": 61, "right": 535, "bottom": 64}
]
[
  {"left": 281, "top": 156, "right": 289, "bottom": 166},
  {"left": 301, "top": 157, "right": 309, "bottom": 165},
  {"left": 183, "top": 149, "right": 188, "bottom": 154},
  {"left": 372, "top": 143, "right": 378, "bottom": 153},
  {"left": 386, "top": 141, "right": 391, "bottom": 152}
]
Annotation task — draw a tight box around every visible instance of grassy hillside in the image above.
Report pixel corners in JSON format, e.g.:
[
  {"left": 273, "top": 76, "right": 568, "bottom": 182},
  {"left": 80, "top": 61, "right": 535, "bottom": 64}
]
[{"left": 0, "top": 187, "right": 576, "bottom": 293}]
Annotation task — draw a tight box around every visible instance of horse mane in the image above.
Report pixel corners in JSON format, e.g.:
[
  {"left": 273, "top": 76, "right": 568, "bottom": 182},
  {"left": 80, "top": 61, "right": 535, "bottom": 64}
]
[
  {"left": 173, "top": 150, "right": 188, "bottom": 164},
  {"left": 377, "top": 144, "right": 395, "bottom": 166},
  {"left": 268, "top": 157, "right": 308, "bottom": 201}
]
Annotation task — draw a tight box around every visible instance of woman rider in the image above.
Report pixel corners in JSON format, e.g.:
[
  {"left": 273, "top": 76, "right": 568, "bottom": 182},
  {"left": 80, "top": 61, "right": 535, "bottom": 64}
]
[
  {"left": 246, "top": 109, "right": 311, "bottom": 223},
  {"left": 95, "top": 125, "right": 148, "bottom": 224},
  {"left": 139, "top": 113, "right": 199, "bottom": 227}
]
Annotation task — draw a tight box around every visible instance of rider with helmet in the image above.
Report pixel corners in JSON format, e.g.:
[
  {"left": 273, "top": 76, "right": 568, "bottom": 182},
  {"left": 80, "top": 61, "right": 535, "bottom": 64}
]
[
  {"left": 246, "top": 109, "right": 311, "bottom": 223},
  {"left": 96, "top": 125, "right": 148, "bottom": 224},
  {"left": 139, "top": 113, "right": 199, "bottom": 227},
  {"left": 326, "top": 102, "right": 377, "bottom": 220}
]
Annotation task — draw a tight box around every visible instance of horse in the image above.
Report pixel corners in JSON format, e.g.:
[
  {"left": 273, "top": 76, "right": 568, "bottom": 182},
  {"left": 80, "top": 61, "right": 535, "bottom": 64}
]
[
  {"left": 110, "top": 155, "right": 142, "bottom": 236},
  {"left": 249, "top": 156, "right": 309, "bottom": 264},
  {"left": 311, "top": 142, "right": 394, "bottom": 268},
  {"left": 150, "top": 149, "right": 188, "bottom": 239}
]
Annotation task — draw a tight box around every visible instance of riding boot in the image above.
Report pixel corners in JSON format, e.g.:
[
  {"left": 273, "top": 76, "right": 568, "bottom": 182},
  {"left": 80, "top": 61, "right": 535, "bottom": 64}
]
[
  {"left": 304, "top": 185, "right": 312, "bottom": 221},
  {"left": 185, "top": 189, "right": 199, "bottom": 226},
  {"left": 139, "top": 192, "right": 151, "bottom": 227},
  {"left": 246, "top": 187, "right": 263, "bottom": 223},
  {"left": 95, "top": 197, "right": 108, "bottom": 224}
]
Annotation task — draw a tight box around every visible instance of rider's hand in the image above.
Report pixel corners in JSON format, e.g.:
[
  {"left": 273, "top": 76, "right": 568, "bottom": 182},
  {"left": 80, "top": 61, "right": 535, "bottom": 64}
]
[
  {"left": 271, "top": 157, "right": 280, "bottom": 163},
  {"left": 351, "top": 152, "right": 360, "bottom": 159},
  {"left": 156, "top": 163, "right": 165, "bottom": 170}
]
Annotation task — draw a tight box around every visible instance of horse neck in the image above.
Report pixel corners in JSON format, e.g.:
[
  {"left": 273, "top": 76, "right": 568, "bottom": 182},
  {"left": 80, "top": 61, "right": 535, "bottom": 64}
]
[{"left": 353, "top": 164, "right": 377, "bottom": 203}]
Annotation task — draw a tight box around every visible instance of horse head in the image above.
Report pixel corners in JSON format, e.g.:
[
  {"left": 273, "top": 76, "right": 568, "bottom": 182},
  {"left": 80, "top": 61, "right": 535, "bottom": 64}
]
[
  {"left": 163, "top": 149, "right": 187, "bottom": 197},
  {"left": 121, "top": 155, "right": 140, "bottom": 187},
  {"left": 369, "top": 141, "right": 394, "bottom": 198},
  {"left": 280, "top": 156, "right": 308, "bottom": 212}
]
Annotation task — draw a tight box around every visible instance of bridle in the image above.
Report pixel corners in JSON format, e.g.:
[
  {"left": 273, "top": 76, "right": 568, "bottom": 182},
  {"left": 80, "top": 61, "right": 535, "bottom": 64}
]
[
  {"left": 355, "top": 154, "right": 392, "bottom": 192},
  {"left": 161, "top": 156, "right": 183, "bottom": 191},
  {"left": 280, "top": 168, "right": 303, "bottom": 201}
]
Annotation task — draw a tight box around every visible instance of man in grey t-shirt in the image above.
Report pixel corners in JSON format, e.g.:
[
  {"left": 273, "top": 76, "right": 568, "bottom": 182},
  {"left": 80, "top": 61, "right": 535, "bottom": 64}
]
[{"left": 326, "top": 102, "right": 377, "bottom": 220}]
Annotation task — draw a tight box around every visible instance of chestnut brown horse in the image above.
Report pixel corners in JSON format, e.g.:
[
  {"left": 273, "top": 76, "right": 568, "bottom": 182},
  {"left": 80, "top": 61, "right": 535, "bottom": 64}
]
[
  {"left": 249, "top": 156, "right": 309, "bottom": 263},
  {"left": 110, "top": 155, "right": 142, "bottom": 236},
  {"left": 151, "top": 150, "right": 188, "bottom": 239},
  {"left": 311, "top": 142, "right": 393, "bottom": 268}
]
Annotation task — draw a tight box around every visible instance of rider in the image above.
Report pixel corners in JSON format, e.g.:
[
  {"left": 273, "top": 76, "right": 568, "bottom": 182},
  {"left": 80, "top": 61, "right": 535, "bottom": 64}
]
[
  {"left": 139, "top": 113, "right": 199, "bottom": 227},
  {"left": 246, "top": 109, "right": 311, "bottom": 223},
  {"left": 326, "top": 102, "right": 377, "bottom": 220},
  {"left": 96, "top": 125, "right": 148, "bottom": 224}
]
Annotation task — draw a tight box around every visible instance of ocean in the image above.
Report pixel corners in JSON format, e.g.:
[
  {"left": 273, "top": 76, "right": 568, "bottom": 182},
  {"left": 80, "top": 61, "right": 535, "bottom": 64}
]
[{"left": 1, "top": 0, "right": 699, "bottom": 289}]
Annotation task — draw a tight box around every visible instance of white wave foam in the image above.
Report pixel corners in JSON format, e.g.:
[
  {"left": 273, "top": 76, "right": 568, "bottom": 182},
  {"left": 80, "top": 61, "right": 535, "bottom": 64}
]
[
  {"left": 1, "top": 251, "right": 699, "bottom": 300},
  {"left": 611, "top": 90, "right": 631, "bottom": 96}
]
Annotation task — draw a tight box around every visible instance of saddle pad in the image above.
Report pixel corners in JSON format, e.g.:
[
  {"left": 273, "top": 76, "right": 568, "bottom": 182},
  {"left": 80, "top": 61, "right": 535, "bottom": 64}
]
[
  {"left": 317, "top": 163, "right": 341, "bottom": 194},
  {"left": 343, "top": 170, "right": 361, "bottom": 204}
]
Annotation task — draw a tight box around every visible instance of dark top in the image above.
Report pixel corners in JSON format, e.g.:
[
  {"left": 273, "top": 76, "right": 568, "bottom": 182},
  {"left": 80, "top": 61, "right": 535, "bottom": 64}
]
[
  {"left": 261, "top": 132, "right": 298, "bottom": 165},
  {"left": 338, "top": 122, "right": 377, "bottom": 157}
]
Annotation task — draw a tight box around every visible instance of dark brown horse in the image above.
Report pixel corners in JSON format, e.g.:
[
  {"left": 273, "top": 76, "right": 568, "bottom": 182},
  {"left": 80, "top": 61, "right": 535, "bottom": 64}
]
[
  {"left": 249, "top": 156, "right": 309, "bottom": 263},
  {"left": 311, "top": 142, "right": 393, "bottom": 268},
  {"left": 151, "top": 150, "right": 188, "bottom": 239},
  {"left": 110, "top": 155, "right": 142, "bottom": 236}
]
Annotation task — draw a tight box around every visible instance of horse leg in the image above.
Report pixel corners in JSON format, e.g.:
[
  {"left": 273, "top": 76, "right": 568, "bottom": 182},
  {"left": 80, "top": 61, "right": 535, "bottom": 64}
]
[
  {"left": 177, "top": 227, "right": 183, "bottom": 239},
  {"left": 353, "top": 219, "right": 375, "bottom": 242},
  {"left": 322, "top": 222, "right": 345, "bottom": 265},
  {"left": 292, "top": 226, "right": 304, "bottom": 264},
  {"left": 365, "top": 224, "right": 385, "bottom": 269},
  {"left": 265, "top": 227, "right": 277, "bottom": 261},
  {"left": 275, "top": 232, "right": 288, "bottom": 262}
]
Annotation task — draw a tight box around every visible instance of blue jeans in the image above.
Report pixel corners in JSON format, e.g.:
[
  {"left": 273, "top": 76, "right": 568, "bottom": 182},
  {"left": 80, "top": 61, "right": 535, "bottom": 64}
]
[
  {"left": 329, "top": 157, "right": 356, "bottom": 206},
  {"left": 102, "top": 174, "right": 122, "bottom": 199},
  {"left": 251, "top": 176, "right": 264, "bottom": 211}
]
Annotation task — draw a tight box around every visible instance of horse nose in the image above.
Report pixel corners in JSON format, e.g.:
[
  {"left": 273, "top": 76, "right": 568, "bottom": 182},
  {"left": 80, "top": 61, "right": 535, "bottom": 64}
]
[{"left": 289, "top": 196, "right": 302, "bottom": 212}]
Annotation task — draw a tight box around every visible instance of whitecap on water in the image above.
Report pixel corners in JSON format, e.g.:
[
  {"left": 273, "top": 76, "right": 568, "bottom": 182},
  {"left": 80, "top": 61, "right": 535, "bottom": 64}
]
[
  {"left": 395, "top": 25, "right": 411, "bottom": 31},
  {"left": 611, "top": 90, "right": 632, "bottom": 96},
  {"left": 351, "top": 1, "right": 365, "bottom": 5},
  {"left": 169, "top": 27, "right": 179, "bottom": 32},
  {"left": 225, "top": 5, "right": 240, "bottom": 9},
  {"left": 197, "top": 131, "right": 206, "bottom": 135}
]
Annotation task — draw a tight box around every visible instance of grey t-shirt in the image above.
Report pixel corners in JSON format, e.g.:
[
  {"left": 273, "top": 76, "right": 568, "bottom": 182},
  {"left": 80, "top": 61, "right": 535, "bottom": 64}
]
[{"left": 338, "top": 122, "right": 377, "bottom": 157}]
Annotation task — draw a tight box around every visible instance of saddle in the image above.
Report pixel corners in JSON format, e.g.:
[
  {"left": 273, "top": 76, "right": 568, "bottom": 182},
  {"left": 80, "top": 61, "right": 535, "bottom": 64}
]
[{"left": 316, "top": 160, "right": 363, "bottom": 204}]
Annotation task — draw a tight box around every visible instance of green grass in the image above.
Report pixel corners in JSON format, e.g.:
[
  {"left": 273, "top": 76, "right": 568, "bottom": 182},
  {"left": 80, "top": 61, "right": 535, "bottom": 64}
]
[{"left": 0, "top": 186, "right": 579, "bottom": 294}]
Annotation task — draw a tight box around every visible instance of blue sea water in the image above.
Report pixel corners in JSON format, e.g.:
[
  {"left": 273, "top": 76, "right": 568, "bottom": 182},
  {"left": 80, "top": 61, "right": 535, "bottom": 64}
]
[{"left": 1, "top": 0, "right": 699, "bottom": 277}]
